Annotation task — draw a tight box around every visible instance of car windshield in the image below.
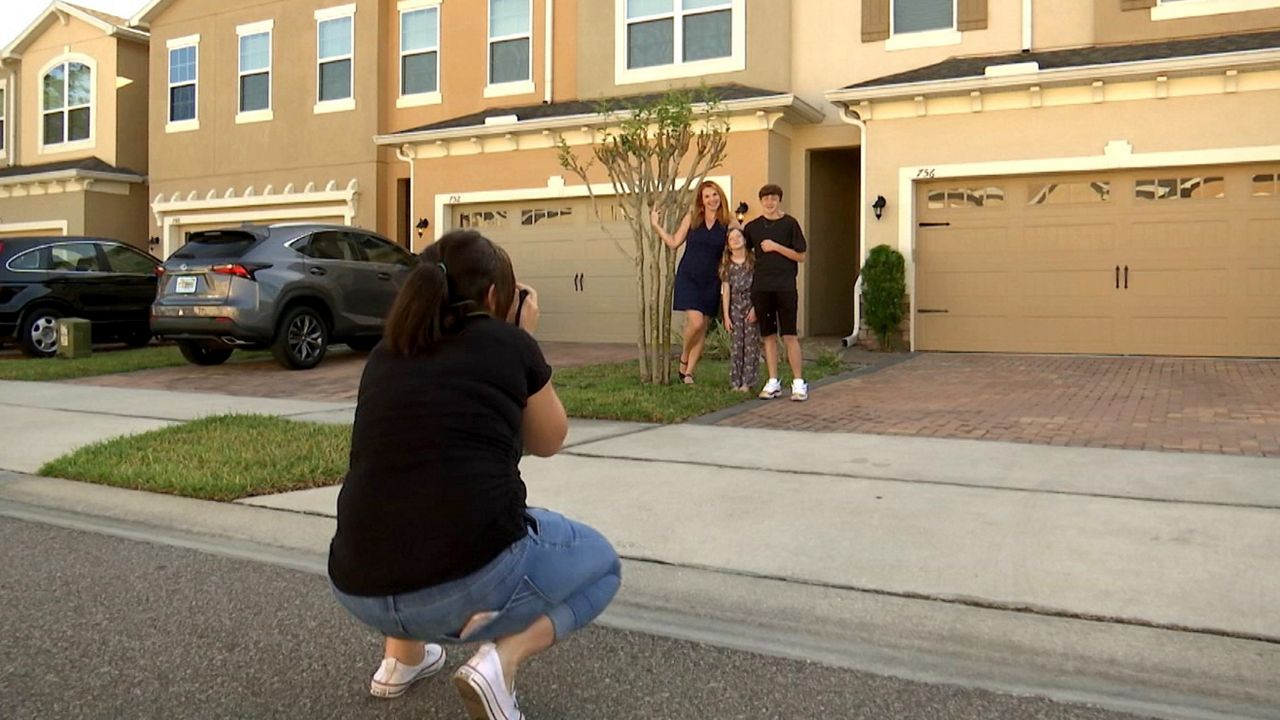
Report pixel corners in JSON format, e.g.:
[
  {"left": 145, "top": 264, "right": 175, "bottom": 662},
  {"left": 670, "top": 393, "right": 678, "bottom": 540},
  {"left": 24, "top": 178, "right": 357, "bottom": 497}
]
[{"left": 172, "top": 230, "right": 261, "bottom": 260}]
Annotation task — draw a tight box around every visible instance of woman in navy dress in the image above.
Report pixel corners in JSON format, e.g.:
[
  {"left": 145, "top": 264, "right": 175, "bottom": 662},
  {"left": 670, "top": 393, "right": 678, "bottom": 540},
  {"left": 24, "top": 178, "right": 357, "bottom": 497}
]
[{"left": 650, "top": 180, "right": 738, "bottom": 384}]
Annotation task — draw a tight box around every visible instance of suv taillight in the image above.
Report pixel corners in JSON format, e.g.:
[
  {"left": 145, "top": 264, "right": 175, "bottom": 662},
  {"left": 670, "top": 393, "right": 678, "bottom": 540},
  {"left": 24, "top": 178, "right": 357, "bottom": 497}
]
[
  {"left": 211, "top": 263, "right": 270, "bottom": 280},
  {"left": 155, "top": 266, "right": 166, "bottom": 277}
]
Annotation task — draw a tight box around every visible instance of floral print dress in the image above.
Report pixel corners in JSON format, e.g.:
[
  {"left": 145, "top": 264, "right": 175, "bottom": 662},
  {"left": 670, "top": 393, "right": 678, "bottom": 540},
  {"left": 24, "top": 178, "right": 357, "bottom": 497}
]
[{"left": 724, "top": 260, "right": 760, "bottom": 388}]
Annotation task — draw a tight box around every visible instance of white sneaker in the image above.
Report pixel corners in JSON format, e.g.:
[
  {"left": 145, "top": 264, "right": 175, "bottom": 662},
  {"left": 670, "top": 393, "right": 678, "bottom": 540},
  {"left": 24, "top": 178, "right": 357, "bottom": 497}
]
[
  {"left": 790, "top": 379, "right": 809, "bottom": 402},
  {"left": 758, "top": 378, "right": 782, "bottom": 399},
  {"left": 369, "top": 643, "right": 447, "bottom": 698},
  {"left": 453, "top": 642, "right": 525, "bottom": 720}
]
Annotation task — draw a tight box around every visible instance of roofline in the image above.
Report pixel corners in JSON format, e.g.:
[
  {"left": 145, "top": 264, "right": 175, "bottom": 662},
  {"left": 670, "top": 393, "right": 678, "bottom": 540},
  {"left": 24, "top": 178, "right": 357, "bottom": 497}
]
[
  {"left": 2, "top": 2, "right": 148, "bottom": 61},
  {"left": 375, "top": 93, "right": 826, "bottom": 146},
  {"left": 826, "top": 45, "right": 1280, "bottom": 105},
  {"left": 0, "top": 168, "right": 147, "bottom": 187},
  {"left": 129, "top": 0, "right": 171, "bottom": 30}
]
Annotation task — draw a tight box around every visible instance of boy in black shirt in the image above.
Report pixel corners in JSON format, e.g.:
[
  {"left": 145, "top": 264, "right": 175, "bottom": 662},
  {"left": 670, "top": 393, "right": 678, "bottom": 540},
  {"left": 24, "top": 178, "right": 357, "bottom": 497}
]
[{"left": 743, "top": 183, "right": 809, "bottom": 401}]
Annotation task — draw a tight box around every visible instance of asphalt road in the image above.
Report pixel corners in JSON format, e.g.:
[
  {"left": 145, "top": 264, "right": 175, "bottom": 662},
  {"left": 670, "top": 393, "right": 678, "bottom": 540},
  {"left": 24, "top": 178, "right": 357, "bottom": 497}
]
[{"left": 0, "top": 517, "right": 1145, "bottom": 720}]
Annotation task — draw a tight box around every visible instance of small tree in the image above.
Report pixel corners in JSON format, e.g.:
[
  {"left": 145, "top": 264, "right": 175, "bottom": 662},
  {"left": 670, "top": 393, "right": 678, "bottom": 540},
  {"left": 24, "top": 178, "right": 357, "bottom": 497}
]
[
  {"left": 861, "top": 244, "right": 906, "bottom": 351},
  {"left": 557, "top": 88, "right": 728, "bottom": 384}
]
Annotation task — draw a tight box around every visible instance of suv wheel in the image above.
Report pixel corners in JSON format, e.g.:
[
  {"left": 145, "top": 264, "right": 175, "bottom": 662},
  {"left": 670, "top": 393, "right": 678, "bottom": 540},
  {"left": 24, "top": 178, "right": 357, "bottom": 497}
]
[
  {"left": 272, "top": 306, "right": 328, "bottom": 370},
  {"left": 18, "top": 306, "right": 63, "bottom": 358},
  {"left": 177, "top": 341, "right": 233, "bottom": 366}
]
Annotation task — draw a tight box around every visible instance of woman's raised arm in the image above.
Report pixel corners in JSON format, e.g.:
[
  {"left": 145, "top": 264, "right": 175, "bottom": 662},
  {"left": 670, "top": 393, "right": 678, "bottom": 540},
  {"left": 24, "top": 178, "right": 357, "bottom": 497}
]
[{"left": 650, "top": 207, "right": 692, "bottom": 250}]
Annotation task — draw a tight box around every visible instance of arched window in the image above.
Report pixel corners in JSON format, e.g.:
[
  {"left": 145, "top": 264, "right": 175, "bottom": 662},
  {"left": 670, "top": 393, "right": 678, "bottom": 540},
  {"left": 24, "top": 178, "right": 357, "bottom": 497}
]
[{"left": 43, "top": 61, "right": 92, "bottom": 146}]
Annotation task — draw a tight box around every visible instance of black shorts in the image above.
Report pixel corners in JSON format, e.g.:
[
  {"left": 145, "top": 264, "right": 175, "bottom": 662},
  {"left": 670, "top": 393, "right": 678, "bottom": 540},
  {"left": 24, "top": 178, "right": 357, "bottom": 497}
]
[{"left": 751, "top": 290, "right": 798, "bottom": 337}]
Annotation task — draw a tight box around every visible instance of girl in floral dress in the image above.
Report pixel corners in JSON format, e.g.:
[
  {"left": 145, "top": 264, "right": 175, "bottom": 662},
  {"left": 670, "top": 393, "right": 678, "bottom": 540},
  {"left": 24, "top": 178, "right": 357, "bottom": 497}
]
[{"left": 719, "top": 228, "right": 760, "bottom": 392}]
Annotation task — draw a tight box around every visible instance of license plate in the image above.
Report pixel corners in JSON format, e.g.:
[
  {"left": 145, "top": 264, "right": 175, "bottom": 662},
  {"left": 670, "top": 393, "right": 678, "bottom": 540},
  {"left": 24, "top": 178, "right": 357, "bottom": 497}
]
[{"left": 175, "top": 276, "right": 198, "bottom": 294}]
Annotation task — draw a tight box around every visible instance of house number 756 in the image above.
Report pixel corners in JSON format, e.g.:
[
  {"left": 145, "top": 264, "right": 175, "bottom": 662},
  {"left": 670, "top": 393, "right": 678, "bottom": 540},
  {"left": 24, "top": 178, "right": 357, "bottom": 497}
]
[{"left": 916, "top": 168, "right": 937, "bottom": 178}]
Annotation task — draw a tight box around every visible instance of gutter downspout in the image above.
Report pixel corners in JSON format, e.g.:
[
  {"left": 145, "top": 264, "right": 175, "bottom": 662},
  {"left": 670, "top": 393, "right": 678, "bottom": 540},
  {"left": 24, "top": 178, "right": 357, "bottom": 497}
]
[
  {"left": 837, "top": 105, "right": 867, "bottom": 349},
  {"left": 1022, "top": 0, "right": 1033, "bottom": 52},
  {"left": 544, "top": 0, "right": 554, "bottom": 104},
  {"left": 396, "top": 144, "right": 417, "bottom": 250}
]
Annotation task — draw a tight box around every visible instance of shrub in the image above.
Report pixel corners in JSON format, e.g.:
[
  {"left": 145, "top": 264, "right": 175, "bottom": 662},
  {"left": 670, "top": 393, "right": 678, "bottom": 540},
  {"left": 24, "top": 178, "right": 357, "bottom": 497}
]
[{"left": 861, "top": 244, "right": 906, "bottom": 351}]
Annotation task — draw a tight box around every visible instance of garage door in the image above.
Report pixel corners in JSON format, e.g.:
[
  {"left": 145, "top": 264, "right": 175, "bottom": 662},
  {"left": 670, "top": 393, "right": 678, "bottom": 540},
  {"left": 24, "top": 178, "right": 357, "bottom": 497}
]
[
  {"left": 0, "top": 226, "right": 64, "bottom": 239},
  {"left": 915, "top": 165, "right": 1280, "bottom": 357},
  {"left": 168, "top": 216, "right": 346, "bottom": 258},
  {"left": 452, "top": 198, "right": 637, "bottom": 343}
]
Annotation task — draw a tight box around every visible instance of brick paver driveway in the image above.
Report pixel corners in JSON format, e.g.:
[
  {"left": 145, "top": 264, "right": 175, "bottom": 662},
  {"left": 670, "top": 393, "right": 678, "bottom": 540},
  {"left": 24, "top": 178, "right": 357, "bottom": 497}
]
[
  {"left": 69, "top": 342, "right": 634, "bottom": 403},
  {"left": 720, "top": 354, "right": 1280, "bottom": 458}
]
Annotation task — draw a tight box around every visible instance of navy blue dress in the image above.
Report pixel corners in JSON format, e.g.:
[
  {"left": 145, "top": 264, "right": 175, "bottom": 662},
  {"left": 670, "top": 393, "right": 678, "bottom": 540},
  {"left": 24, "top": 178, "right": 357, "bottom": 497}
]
[{"left": 673, "top": 220, "right": 727, "bottom": 315}]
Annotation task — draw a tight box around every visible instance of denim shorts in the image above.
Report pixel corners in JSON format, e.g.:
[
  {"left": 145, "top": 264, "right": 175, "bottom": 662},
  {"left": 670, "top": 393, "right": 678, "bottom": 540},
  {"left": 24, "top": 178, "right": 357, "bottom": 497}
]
[{"left": 332, "top": 508, "right": 621, "bottom": 643}]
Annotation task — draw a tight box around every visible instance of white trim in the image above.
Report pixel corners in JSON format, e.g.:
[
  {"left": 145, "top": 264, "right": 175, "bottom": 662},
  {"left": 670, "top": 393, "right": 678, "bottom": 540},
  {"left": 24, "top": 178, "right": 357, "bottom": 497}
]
[
  {"left": 1152, "top": 0, "right": 1280, "bottom": 20},
  {"left": 397, "top": 92, "right": 442, "bottom": 108},
  {"left": 0, "top": 220, "right": 69, "bottom": 235},
  {"left": 545, "top": 0, "right": 554, "bottom": 103},
  {"left": 5, "top": 2, "right": 147, "bottom": 59},
  {"left": 0, "top": 169, "right": 145, "bottom": 187},
  {"left": 0, "top": 80, "right": 7, "bottom": 159},
  {"left": 614, "top": 0, "right": 745, "bottom": 86},
  {"left": 237, "top": 26, "right": 272, "bottom": 119},
  {"left": 165, "top": 119, "right": 200, "bottom": 133},
  {"left": 399, "top": 3, "right": 441, "bottom": 103},
  {"left": 826, "top": 47, "right": 1280, "bottom": 103},
  {"left": 897, "top": 142, "right": 1280, "bottom": 351},
  {"left": 314, "top": 97, "right": 356, "bottom": 114},
  {"left": 235, "top": 109, "right": 273, "bottom": 124},
  {"left": 37, "top": 54, "right": 97, "bottom": 155},
  {"left": 236, "top": 19, "right": 274, "bottom": 36},
  {"left": 316, "top": 6, "right": 356, "bottom": 108},
  {"left": 433, "top": 174, "right": 733, "bottom": 240},
  {"left": 315, "top": 3, "right": 357, "bottom": 22},
  {"left": 487, "top": 0, "right": 533, "bottom": 88},
  {"left": 166, "top": 33, "right": 200, "bottom": 49},
  {"left": 483, "top": 80, "right": 535, "bottom": 98},
  {"left": 884, "top": 28, "right": 962, "bottom": 52},
  {"left": 167, "top": 39, "right": 199, "bottom": 127}
]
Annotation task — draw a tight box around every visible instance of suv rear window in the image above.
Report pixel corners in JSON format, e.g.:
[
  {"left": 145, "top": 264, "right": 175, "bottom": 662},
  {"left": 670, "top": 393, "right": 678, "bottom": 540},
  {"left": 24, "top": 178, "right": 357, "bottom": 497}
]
[{"left": 173, "top": 230, "right": 261, "bottom": 259}]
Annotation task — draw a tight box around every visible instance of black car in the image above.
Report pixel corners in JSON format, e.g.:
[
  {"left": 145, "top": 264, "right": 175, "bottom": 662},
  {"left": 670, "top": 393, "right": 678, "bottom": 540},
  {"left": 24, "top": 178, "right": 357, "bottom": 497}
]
[{"left": 0, "top": 237, "right": 161, "bottom": 357}]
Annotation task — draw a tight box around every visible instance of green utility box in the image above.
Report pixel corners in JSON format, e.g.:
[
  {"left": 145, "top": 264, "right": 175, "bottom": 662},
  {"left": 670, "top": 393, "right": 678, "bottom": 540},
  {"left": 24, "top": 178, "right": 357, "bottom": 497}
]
[{"left": 56, "top": 318, "right": 92, "bottom": 359}]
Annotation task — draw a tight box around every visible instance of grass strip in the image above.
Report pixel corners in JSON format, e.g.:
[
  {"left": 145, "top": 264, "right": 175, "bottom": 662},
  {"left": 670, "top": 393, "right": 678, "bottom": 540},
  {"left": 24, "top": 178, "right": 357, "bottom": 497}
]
[{"left": 0, "top": 346, "right": 268, "bottom": 382}]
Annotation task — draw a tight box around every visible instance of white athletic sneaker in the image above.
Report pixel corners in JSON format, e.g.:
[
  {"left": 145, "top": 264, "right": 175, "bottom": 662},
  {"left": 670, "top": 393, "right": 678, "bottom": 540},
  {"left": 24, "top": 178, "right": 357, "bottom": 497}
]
[
  {"left": 369, "top": 643, "right": 447, "bottom": 698},
  {"left": 758, "top": 378, "right": 782, "bottom": 399},
  {"left": 453, "top": 642, "right": 525, "bottom": 720},
  {"left": 790, "top": 378, "right": 809, "bottom": 402}
]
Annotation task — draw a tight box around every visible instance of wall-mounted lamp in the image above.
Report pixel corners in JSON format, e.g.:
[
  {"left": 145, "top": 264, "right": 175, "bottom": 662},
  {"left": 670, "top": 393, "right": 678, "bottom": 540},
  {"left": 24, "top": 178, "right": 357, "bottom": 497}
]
[
  {"left": 415, "top": 217, "right": 430, "bottom": 239},
  {"left": 871, "top": 195, "right": 887, "bottom": 221},
  {"left": 148, "top": 235, "right": 160, "bottom": 246}
]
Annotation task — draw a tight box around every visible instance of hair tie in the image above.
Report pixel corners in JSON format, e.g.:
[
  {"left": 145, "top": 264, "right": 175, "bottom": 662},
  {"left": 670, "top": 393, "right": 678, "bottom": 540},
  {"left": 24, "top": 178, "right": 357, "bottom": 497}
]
[{"left": 437, "top": 262, "right": 447, "bottom": 275}]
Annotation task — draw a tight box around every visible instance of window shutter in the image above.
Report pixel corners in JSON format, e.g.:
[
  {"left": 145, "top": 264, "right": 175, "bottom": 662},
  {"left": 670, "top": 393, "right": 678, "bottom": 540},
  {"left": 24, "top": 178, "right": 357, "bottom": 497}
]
[
  {"left": 862, "top": 0, "right": 890, "bottom": 43},
  {"left": 957, "top": 0, "right": 988, "bottom": 31},
  {"left": 1121, "top": 0, "right": 1156, "bottom": 10}
]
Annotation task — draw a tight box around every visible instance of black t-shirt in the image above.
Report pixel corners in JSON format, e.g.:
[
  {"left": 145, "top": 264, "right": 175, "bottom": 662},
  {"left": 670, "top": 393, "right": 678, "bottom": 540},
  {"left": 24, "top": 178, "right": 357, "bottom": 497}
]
[
  {"left": 328, "top": 315, "right": 553, "bottom": 597},
  {"left": 743, "top": 214, "right": 807, "bottom": 292}
]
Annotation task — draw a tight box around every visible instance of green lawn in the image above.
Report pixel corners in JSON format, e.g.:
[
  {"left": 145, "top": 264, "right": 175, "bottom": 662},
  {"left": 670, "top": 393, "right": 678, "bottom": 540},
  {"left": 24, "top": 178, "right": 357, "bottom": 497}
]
[
  {"left": 0, "top": 345, "right": 268, "bottom": 382},
  {"left": 556, "top": 356, "right": 848, "bottom": 423},
  {"left": 39, "top": 415, "right": 350, "bottom": 502}
]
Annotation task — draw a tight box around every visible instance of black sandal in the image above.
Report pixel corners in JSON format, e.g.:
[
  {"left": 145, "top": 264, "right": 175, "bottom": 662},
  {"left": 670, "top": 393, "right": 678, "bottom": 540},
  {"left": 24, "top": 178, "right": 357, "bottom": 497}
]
[{"left": 678, "top": 357, "right": 690, "bottom": 383}]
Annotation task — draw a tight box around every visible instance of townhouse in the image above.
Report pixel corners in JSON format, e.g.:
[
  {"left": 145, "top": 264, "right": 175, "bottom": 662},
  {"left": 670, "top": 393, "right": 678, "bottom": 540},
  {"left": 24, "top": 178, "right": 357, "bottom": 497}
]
[
  {"left": 130, "top": 0, "right": 1280, "bottom": 356},
  {"left": 0, "top": 2, "right": 150, "bottom": 247}
]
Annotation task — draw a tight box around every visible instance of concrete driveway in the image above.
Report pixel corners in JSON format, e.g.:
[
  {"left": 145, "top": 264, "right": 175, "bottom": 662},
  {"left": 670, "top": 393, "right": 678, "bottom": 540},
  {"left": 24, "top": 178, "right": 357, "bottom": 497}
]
[{"left": 720, "top": 353, "right": 1280, "bottom": 458}]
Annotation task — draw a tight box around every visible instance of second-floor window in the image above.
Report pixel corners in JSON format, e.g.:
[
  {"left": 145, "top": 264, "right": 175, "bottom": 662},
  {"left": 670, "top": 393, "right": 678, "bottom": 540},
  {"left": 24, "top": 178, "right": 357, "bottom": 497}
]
[
  {"left": 401, "top": 4, "right": 440, "bottom": 97},
  {"left": 42, "top": 61, "right": 92, "bottom": 147},
  {"left": 168, "top": 44, "right": 198, "bottom": 123},
  {"left": 892, "top": 0, "right": 955, "bottom": 35},
  {"left": 238, "top": 27, "right": 272, "bottom": 114},
  {"left": 317, "top": 8, "right": 355, "bottom": 105},
  {"left": 489, "top": 0, "right": 531, "bottom": 87},
  {"left": 625, "top": 0, "right": 733, "bottom": 69}
]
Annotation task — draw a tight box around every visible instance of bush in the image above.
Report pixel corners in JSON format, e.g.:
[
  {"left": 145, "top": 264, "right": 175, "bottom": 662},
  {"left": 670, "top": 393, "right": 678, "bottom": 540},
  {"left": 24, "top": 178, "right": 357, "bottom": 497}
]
[{"left": 861, "top": 244, "right": 906, "bottom": 351}]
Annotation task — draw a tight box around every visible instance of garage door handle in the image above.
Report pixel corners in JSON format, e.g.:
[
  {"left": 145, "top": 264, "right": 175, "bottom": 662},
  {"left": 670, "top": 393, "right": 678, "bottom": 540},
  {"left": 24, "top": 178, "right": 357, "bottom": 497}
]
[
  {"left": 1124, "top": 265, "right": 1129, "bottom": 289},
  {"left": 1115, "top": 266, "right": 1120, "bottom": 289},
  {"left": 309, "top": 267, "right": 327, "bottom": 276},
  {"left": 918, "top": 309, "right": 949, "bottom": 314},
  {"left": 919, "top": 222, "right": 951, "bottom": 227},
  {"left": 580, "top": 273, "right": 585, "bottom": 292}
]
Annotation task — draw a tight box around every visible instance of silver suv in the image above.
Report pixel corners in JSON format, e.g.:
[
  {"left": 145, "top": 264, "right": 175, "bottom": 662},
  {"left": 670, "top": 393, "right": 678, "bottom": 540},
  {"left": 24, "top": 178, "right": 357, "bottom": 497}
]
[{"left": 151, "top": 224, "right": 415, "bottom": 370}]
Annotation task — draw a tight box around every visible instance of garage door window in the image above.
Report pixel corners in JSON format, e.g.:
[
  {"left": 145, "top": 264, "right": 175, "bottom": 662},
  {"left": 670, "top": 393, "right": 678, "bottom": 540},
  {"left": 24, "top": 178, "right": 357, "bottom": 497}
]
[
  {"left": 521, "top": 206, "right": 573, "bottom": 226},
  {"left": 1135, "top": 176, "right": 1225, "bottom": 200},
  {"left": 459, "top": 210, "right": 508, "bottom": 228},
  {"left": 1029, "top": 181, "right": 1110, "bottom": 205},
  {"left": 927, "top": 186, "right": 1005, "bottom": 209},
  {"left": 1252, "top": 173, "right": 1278, "bottom": 197}
]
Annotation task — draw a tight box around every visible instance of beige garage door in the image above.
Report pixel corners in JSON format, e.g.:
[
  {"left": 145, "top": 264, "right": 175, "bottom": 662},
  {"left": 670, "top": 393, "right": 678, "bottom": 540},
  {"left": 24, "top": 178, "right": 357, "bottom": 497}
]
[
  {"left": 452, "top": 198, "right": 637, "bottom": 343},
  {"left": 915, "top": 165, "right": 1280, "bottom": 358},
  {"left": 0, "top": 226, "right": 64, "bottom": 239}
]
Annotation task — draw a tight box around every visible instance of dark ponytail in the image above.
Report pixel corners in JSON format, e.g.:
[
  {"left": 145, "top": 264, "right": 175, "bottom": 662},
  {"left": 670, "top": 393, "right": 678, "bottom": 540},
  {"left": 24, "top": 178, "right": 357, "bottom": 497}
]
[{"left": 384, "top": 230, "right": 515, "bottom": 355}]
